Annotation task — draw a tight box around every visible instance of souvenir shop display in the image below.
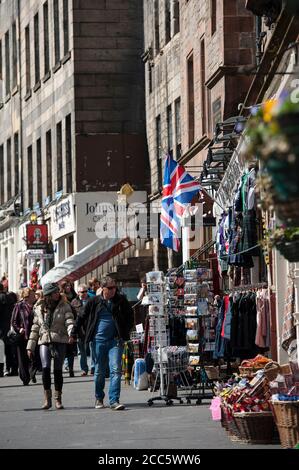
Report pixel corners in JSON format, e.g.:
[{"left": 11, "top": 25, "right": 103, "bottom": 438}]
[
  {"left": 146, "top": 272, "right": 184, "bottom": 406},
  {"left": 212, "top": 356, "right": 299, "bottom": 447}
]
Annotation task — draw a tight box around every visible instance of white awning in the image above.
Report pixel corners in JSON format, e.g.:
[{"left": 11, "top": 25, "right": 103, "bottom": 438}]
[{"left": 40, "top": 237, "right": 132, "bottom": 287}]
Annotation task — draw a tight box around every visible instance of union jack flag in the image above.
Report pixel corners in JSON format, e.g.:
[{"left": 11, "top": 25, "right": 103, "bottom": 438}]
[{"left": 160, "top": 154, "right": 202, "bottom": 251}]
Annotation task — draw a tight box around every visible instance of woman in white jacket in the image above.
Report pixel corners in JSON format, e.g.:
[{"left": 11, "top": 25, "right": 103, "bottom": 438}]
[{"left": 27, "top": 282, "right": 75, "bottom": 410}]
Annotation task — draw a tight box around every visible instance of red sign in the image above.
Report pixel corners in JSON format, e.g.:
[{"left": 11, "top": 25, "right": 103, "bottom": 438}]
[{"left": 26, "top": 224, "right": 48, "bottom": 250}]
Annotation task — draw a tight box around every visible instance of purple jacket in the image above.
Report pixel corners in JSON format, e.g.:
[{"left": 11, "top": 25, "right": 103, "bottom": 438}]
[{"left": 11, "top": 301, "right": 34, "bottom": 340}]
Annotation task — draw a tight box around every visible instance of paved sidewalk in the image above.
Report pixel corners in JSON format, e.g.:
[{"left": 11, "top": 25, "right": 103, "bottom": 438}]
[{"left": 0, "top": 365, "right": 280, "bottom": 449}]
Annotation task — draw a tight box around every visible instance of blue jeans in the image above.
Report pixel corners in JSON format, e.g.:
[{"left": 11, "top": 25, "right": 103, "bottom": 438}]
[
  {"left": 78, "top": 339, "right": 88, "bottom": 373},
  {"left": 92, "top": 339, "right": 123, "bottom": 405}
]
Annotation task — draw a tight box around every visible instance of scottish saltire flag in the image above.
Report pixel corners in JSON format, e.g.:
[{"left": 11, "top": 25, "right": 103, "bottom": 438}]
[{"left": 160, "top": 154, "right": 202, "bottom": 251}]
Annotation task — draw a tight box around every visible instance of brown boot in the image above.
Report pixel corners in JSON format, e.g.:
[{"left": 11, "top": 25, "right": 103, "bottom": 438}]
[
  {"left": 42, "top": 390, "right": 52, "bottom": 410},
  {"left": 54, "top": 391, "right": 64, "bottom": 410}
]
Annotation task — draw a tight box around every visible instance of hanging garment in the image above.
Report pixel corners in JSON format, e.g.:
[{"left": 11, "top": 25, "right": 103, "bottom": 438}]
[
  {"left": 281, "top": 279, "right": 297, "bottom": 358},
  {"left": 255, "top": 289, "right": 271, "bottom": 349}
]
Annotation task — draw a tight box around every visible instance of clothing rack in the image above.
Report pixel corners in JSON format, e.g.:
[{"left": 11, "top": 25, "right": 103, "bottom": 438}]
[{"left": 225, "top": 282, "right": 268, "bottom": 294}]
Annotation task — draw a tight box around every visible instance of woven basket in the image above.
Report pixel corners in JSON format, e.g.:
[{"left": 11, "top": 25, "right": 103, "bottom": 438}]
[
  {"left": 276, "top": 240, "right": 299, "bottom": 263},
  {"left": 239, "top": 366, "right": 264, "bottom": 378},
  {"left": 233, "top": 411, "right": 276, "bottom": 444},
  {"left": 271, "top": 401, "right": 299, "bottom": 448},
  {"left": 264, "top": 361, "right": 281, "bottom": 382},
  {"left": 204, "top": 366, "right": 219, "bottom": 380},
  {"left": 221, "top": 405, "right": 243, "bottom": 442}
]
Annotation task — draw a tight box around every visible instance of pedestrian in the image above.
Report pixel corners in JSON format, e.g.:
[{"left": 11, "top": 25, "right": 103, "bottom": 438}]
[
  {"left": 71, "top": 284, "right": 91, "bottom": 376},
  {"left": 27, "top": 282, "right": 75, "bottom": 410},
  {"left": 60, "top": 281, "right": 77, "bottom": 303},
  {"left": 71, "top": 276, "right": 134, "bottom": 410},
  {"left": 11, "top": 288, "right": 37, "bottom": 385},
  {"left": 0, "top": 283, "right": 18, "bottom": 377},
  {"left": 87, "top": 277, "right": 100, "bottom": 298}
]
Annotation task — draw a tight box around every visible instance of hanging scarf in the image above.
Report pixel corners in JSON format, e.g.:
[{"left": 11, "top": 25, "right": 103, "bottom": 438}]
[{"left": 281, "top": 278, "right": 296, "bottom": 357}]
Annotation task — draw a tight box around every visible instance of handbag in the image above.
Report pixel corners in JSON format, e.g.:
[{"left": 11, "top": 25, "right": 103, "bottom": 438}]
[{"left": 7, "top": 326, "right": 23, "bottom": 345}]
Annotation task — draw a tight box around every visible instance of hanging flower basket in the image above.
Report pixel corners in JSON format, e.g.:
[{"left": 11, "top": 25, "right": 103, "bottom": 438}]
[
  {"left": 276, "top": 240, "right": 299, "bottom": 263},
  {"left": 262, "top": 153, "right": 299, "bottom": 201},
  {"left": 276, "top": 112, "right": 299, "bottom": 154},
  {"left": 275, "top": 198, "right": 299, "bottom": 227}
]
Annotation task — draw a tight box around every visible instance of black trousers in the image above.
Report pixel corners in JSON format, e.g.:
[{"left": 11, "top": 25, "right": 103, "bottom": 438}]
[{"left": 16, "top": 339, "right": 38, "bottom": 385}]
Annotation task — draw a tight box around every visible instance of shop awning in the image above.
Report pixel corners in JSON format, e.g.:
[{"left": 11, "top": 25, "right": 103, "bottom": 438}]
[{"left": 40, "top": 237, "right": 133, "bottom": 287}]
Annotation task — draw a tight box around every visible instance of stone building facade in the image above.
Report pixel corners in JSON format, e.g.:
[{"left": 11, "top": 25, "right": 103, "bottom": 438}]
[
  {"left": 0, "top": 0, "right": 149, "bottom": 292},
  {"left": 143, "top": 0, "right": 256, "bottom": 269}
]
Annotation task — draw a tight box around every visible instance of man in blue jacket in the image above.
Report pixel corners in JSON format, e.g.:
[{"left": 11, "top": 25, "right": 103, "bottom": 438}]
[{"left": 71, "top": 277, "right": 133, "bottom": 410}]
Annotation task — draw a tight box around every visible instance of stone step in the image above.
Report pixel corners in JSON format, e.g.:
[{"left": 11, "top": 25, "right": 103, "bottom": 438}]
[{"left": 134, "top": 248, "right": 153, "bottom": 257}]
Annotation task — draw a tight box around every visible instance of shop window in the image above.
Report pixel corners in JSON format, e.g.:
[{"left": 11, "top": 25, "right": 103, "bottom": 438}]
[
  {"left": 34, "top": 13, "right": 40, "bottom": 84},
  {"left": 43, "top": 1, "right": 50, "bottom": 75},
  {"left": 25, "top": 25, "right": 31, "bottom": 93},
  {"left": 187, "top": 53, "right": 195, "bottom": 147},
  {"left": 56, "top": 121, "right": 62, "bottom": 192},
  {"left": 46, "top": 129, "right": 52, "bottom": 199},
  {"left": 6, "top": 138, "right": 11, "bottom": 200},
  {"left": 14, "top": 133, "right": 19, "bottom": 195}
]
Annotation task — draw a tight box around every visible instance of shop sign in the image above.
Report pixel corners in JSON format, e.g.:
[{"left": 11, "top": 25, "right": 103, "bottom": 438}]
[
  {"left": 216, "top": 138, "right": 246, "bottom": 209},
  {"left": 51, "top": 195, "right": 75, "bottom": 240},
  {"left": 26, "top": 224, "right": 48, "bottom": 250}
]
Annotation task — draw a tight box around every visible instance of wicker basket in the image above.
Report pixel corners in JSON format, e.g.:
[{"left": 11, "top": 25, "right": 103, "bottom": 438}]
[
  {"left": 204, "top": 366, "right": 220, "bottom": 380},
  {"left": 264, "top": 361, "right": 281, "bottom": 382},
  {"left": 238, "top": 366, "right": 264, "bottom": 378},
  {"left": 221, "top": 405, "right": 243, "bottom": 442},
  {"left": 271, "top": 401, "right": 299, "bottom": 448},
  {"left": 276, "top": 240, "right": 299, "bottom": 263},
  {"left": 233, "top": 411, "right": 277, "bottom": 444}
]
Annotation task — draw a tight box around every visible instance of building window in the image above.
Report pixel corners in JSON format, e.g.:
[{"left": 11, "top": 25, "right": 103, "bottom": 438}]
[
  {"left": 167, "top": 104, "right": 173, "bottom": 157},
  {"left": 68, "top": 234, "right": 74, "bottom": 257},
  {"left": 53, "top": 0, "right": 60, "bottom": 64},
  {"left": 14, "top": 133, "right": 19, "bottom": 195},
  {"left": 154, "top": 0, "right": 160, "bottom": 55},
  {"left": 36, "top": 138, "right": 42, "bottom": 205},
  {"left": 12, "top": 22, "right": 17, "bottom": 89},
  {"left": 148, "top": 63, "right": 153, "bottom": 94},
  {"left": 25, "top": 25, "right": 31, "bottom": 93},
  {"left": 43, "top": 1, "right": 50, "bottom": 75},
  {"left": 63, "top": 0, "right": 69, "bottom": 56},
  {"left": 165, "top": 0, "right": 171, "bottom": 44},
  {"left": 0, "top": 145, "right": 4, "bottom": 204},
  {"left": 173, "top": 0, "right": 180, "bottom": 36},
  {"left": 5, "top": 31, "right": 10, "bottom": 95},
  {"left": 200, "top": 38, "right": 207, "bottom": 135},
  {"left": 156, "top": 115, "right": 162, "bottom": 189},
  {"left": 46, "top": 129, "right": 52, "bottom": 199},
  {"left": 187, "top": 53, "right": 195, "bottom": 147},
  {"left": 211, "top": 0, "right": 217, "bottom": 36},
  {"left": 175, "top": 97, "right": 181, "bottom": 159},
  {"left": 27, "top": 145, "right": 33, "bottom": 209},
  {"left": 6, "top": 138, "right": 11, "bottom": 200},
  {"left": 56, "top": 121, "right": 62, "bottom": 192},
  {"left": 65, "top": 114, "right": 72, "bottom": 193},
  {"left": 34, "top": 13, "right": 40, "bottom": 84},
  {"left": 0, "top": 40, "right": 2, "bottom": 103}
]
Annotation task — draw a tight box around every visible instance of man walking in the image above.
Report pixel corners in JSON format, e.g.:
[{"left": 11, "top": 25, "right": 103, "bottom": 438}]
[
  {"left": 71, "top": 277, "right": 133, "bottom": 410},
  {"left": 71, "top": 284, "right": 90, "bottom": 376}
]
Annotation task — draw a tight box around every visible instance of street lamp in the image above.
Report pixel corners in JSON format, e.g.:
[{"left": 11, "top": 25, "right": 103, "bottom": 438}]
[{"left": 30, "top": 212, "right": 38, "bottom": 224}]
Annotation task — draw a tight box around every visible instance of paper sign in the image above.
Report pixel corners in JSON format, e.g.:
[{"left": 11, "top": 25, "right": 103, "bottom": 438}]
[{"left": 136, "top": 323, "right": 144, "bottom": 333}]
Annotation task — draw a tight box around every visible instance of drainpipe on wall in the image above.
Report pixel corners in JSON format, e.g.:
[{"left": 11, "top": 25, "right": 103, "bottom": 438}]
[{"left": 17, "top": 0, "right": 23, "bottom": 214}]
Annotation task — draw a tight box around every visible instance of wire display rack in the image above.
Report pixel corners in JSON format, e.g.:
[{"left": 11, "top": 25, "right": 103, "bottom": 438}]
[{"left": 148, "top": 346, "right": 189, "bottom": 406}]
